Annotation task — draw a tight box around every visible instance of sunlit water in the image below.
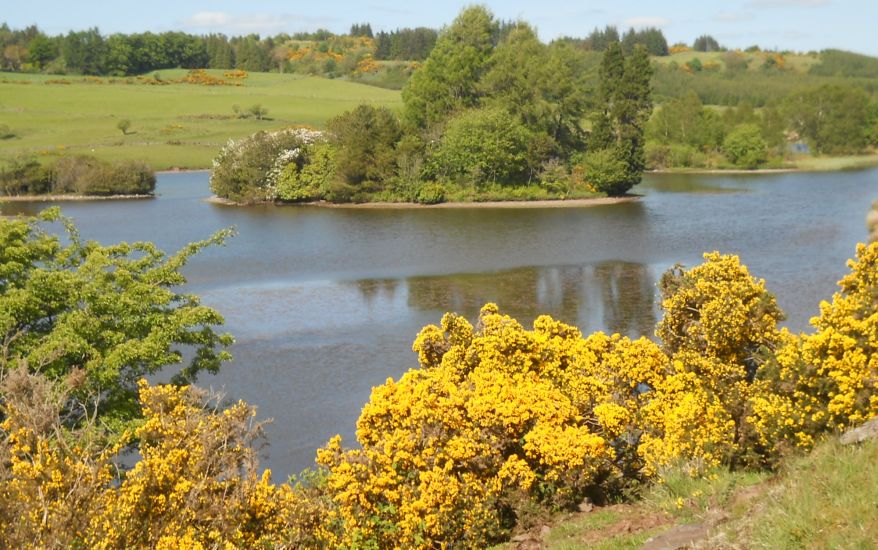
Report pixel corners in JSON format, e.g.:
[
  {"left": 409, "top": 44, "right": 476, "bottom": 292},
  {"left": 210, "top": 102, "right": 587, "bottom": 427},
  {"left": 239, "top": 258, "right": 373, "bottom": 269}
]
[{"left": 4, "top": 168, "right": 878, "bottom": 476}]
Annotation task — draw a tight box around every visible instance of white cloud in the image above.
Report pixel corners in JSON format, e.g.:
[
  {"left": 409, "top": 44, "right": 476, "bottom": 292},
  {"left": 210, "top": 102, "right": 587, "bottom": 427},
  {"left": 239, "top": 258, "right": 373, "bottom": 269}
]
[
  {"left": 181, "top": 11, "right": 339, "bottom": 34},
  {"left": 623, "top": 17, "right": 671, "bottom": 29},
  {"left": 185, "top": 11, "right": 233, "bottom": 27},
  {"left": 714, "top": 12, "right": 756, "bottom": 22},
  {"left": 747, "top": 0, "right": 829, "bottom": 7}
]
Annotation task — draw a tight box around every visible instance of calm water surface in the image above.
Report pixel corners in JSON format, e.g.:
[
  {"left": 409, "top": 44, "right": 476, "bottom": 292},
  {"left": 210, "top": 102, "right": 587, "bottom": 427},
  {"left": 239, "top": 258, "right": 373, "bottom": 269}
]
[{"left": 4, "top": 168, "right": 878, "bottom": 476}]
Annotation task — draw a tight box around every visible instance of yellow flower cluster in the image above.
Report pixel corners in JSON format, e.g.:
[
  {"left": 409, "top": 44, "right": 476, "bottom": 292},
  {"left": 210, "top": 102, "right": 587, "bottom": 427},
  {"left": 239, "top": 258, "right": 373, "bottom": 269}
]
[
  {"left": 317, "top": 304, "right": 670, "bottom": 548},
  {"left": 649, "top": 252, "right": 784, "bottom": 469},
  {"left": 750, "top": 242, "right": 878, "bottom": 457},
  {"left": 0, "top": 376, "right": 323, "bottom": 548}
]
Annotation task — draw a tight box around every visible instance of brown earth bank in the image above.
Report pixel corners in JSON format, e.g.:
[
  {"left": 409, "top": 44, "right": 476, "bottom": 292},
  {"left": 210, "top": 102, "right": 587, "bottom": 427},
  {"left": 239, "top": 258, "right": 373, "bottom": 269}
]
[
  {"left": 205, "top": 196, "right": 640, "bottom": 208},
  {"left": 649, "top": 168, "right": 798, "bottom": 175},
  {"left": 0, "top": 194, "right": 154, "bottom": 202}
]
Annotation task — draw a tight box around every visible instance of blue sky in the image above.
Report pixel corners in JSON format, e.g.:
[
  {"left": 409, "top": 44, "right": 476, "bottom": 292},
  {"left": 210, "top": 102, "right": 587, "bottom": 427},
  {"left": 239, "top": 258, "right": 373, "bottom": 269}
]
[{"left": 5, "top": 0, "right": 878, "bottom": 56}]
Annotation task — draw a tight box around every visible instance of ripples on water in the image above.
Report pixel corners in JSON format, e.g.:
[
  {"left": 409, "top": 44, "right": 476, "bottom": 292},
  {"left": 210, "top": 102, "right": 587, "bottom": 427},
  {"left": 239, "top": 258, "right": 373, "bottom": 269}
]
[{"left": 3, "top": 168, "right": 878, "bottom": 475}]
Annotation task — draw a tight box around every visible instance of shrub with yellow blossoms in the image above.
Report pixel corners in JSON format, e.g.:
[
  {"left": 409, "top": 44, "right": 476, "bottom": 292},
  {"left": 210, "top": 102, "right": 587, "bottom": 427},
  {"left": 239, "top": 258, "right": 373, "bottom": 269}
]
[
  {"left": 644, "top": 252, "right": 785, "bottom": 470},
  {"left": 317, "top": 304, "right": 670, "bottom": 548},
  {"left": 750, "top": 242, "right": 878, "bottom": 457},
  {"left": 3, "top": 245, "right": 878, "bottom": 548},
  {"left": 0, "top": 371, "right": 323, "bottom": 549}
]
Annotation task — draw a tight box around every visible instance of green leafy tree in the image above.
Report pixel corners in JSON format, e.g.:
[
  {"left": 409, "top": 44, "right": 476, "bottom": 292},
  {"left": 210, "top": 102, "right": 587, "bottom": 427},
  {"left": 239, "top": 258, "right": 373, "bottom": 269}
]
[
  {"left": 428, "top": 106, "right": 532, "bottom": 186},
  {"left": 785, "top": 85, "right": 872, "bottom": 154},
  {"left": 327, "top": 105, "right": 402, "bottom": 185},
  {"left": 649, "top": 91, "right": 725, "bottom": 151},
  {"left": 723, "top": 124, "right": 769, "bottom": 168},
  {"left": 589, "top": 43, "right": 653, "bottom": 195},
  {"left": 0, "top": 209, "right": 234, "bottom": 433},
  {"left": 26, "top": 34, "right": 57, "bottom": 69},
  {"left": 401, "top": 6, "right": 497, "bottom": 128},
  {"left": 579, "top": 148, "right": 629, "bottom": 195},
  {"left": 480, "top": 26, "right": 588, "bottom": 159},
  {"left": 276, "top": 141, "right": 336, "bottom": 202}
]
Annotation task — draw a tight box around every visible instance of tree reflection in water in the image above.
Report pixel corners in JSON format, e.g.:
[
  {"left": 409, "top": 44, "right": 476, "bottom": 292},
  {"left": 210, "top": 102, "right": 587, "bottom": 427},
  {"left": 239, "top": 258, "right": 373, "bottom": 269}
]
[{"left": 352, "top": 261, "right": 659, "bottom": 339}]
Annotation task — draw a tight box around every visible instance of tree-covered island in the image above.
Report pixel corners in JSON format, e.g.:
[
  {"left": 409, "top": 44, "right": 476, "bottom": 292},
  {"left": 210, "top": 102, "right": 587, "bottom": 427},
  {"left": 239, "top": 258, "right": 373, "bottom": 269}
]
[{"left": 208, "top": 7, "right": 653, "bottom": 205}]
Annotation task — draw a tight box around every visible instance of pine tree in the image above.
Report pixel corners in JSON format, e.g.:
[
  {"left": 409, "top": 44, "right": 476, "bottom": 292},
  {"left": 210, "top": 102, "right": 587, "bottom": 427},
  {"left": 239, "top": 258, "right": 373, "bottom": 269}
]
[{"left": 587, "top": 43, "right": 652, "bottom": 195}]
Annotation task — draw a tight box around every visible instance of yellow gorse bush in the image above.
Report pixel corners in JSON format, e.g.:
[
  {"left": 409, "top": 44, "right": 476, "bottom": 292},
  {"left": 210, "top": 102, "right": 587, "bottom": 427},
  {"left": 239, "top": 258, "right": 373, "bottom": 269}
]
[
  {"left": 750, "top": 242, "right": 878, "bottom": 457},
  {"left": 2, "top": 244, "right": 878, "bottom": 548},
  {"left": 0, "top": 372, "right": 324, "bottom": 549},
  {"left": 317, "top": 304, "right": 670, "bottom": 547}
]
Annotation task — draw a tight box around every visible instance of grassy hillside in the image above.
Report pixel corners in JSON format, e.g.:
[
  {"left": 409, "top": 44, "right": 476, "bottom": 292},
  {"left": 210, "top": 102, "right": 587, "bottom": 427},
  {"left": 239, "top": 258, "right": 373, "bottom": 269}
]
[
  {"left": 0, "top": 70, "right": 401, "bottom": 170},
  {"left": 495, "top": 434, "right": 878, "bottom": 549}
]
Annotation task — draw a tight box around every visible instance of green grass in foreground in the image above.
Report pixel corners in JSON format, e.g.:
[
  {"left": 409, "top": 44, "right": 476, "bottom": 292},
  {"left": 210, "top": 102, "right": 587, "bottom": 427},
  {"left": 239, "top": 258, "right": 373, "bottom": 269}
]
[
  {"left": 0, "top": 70, "right": 401, "bottom": 170},
  {"left": 528, "top": 434, "right": 878, "bottom": 550},
  {"left": 744, "top": 437, "right": 878, "bottom": 549}
]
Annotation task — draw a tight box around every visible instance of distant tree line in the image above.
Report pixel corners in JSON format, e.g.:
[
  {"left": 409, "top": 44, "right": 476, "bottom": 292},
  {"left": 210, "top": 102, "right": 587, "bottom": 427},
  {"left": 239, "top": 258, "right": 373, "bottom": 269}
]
[
  {"left": 557, "top": 25, "right": 669, "bottom": 56},
  {"left": 646, "top": 83, "right": 878, "bottom": 169},
  {"left": 0, "top": 155, "right": 155, "bottom": 196},
  {"left": 373, "top": 27, "right": 438, "bottom": 61}
]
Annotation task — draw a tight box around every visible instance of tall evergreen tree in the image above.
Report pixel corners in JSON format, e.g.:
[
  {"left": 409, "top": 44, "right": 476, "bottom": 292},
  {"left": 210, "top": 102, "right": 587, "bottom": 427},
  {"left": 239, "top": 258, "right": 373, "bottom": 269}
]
[
  {"left": 401, "top": 6, "right": 497, "bottom": 128},
  {"left": 588, "top": 43, "right": 653, "bottom": 195}
]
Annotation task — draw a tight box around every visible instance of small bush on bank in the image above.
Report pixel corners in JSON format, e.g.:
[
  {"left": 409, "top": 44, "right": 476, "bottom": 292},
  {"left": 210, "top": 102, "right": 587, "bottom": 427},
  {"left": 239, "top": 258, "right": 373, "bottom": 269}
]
[{"left": 209, "top": 128, "right": 328, "bottom": 203}]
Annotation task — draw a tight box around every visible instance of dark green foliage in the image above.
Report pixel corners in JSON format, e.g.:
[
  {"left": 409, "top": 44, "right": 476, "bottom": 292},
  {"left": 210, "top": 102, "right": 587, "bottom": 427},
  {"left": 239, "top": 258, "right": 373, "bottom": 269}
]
[
  {"left": 0, "top": 158, "right": 53, "bottom": 195},
  {"left": 62, "top": 28, "right": 107, "bottom": 75},
  {"left": 26, "top": 34, "right": 57, "bottom": 69},
  {"left": 479, "top": 25, "right": 589, "bottom": 159},
  {"left": 401, "top": 6, "right": 497, "bottom": 128},
  {"left": 622, "top": 27, "right": 669, "bottom": 56},
  {"left": 589, "top": 43, "right": 653, "bottom": 195},
  {"left": 0, "top": 208, "right": 234, "bottom": 432},
  {"left": 810, "top": 49, "right": 878, "bottom": 78},
  {"left": 579, "top": 26, "right": 621, "bottom": 52},
  {"left": 785, "top": 84, "right": 873, "bottom": 154},
  {"left": 374, "top": 27, "right": 438, "bottom": 61},
  {"left": 233, "top": 36, "right": 271, "bottom": 72},
  {"left": 723, "top": 124, "right": 769, "bottom": 168},
  {"left": 349, "top": 23, "right": 373, "bottom": 38},
  {"left": 693, "top": 35, "right": 722, "bottom": 52},
  {"left": 327, "top": 105, "right": 402, "bottom": 185},
  {"left": 0, "top": 156, "right": 155, "bottom": 196},
  {"left": 205, "top": 34, "right": 235, "bottom": 69}
]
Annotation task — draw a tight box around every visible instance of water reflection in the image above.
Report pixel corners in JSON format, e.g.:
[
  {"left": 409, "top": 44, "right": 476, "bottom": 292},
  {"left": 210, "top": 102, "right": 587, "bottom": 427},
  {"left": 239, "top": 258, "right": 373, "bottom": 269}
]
[
  {"left": 593, "top": 261, "right": 657, "bottom": 337},
  {"left": 353, "top": 260, "right": 659, "bottom": 339},
  {"left": 5, "top": 169, "right": 878, "bottom": 477}
]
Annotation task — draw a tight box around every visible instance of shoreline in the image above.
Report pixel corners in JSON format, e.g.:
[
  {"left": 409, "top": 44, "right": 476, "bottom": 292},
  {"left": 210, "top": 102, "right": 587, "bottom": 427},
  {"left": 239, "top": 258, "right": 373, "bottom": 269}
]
[
  {"left": 205, "top": 195, "right": 639, "bottom": 209},
  {"left": 0, "top": 194, "right": 154, "bottom": 202},
  {"left": 156, "top": 168, "right": 211, "bottom": 175},
  {"left": 649, "top": 168, "right": 799, "bottom": 175}
]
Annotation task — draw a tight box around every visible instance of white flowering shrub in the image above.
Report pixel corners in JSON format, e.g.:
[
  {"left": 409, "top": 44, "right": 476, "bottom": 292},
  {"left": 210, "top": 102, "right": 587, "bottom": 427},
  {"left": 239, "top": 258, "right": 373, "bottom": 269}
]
[{"left": 209, "top": 127, "right": 330, "bottom": 203}]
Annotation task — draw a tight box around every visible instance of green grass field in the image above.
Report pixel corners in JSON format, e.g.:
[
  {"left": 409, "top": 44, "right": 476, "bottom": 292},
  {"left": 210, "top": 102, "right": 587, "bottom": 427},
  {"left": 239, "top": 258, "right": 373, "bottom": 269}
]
[{"left": 0, "top": 70, "right": 402, "bottom": 170}]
